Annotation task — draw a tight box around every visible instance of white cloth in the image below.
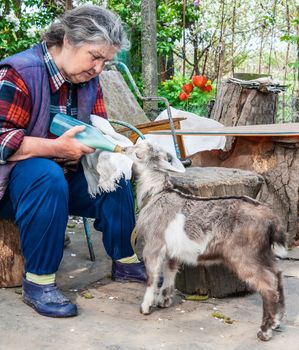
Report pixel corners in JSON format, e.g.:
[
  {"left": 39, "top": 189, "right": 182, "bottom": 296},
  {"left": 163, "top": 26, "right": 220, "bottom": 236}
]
[
  {"left": 137, "top": 107, "right": 226, "bottom": 157},
  {"left": 81, "top": 115, "right": 133, "bottom": 197}
]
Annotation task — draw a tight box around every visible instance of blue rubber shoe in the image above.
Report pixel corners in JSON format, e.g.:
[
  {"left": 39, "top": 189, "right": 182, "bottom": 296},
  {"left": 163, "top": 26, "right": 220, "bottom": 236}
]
[
  {"left": 22, "top": 278, "right": 78, "bottom": 317},
  {"left": 111, "top": 260, "right": 147, "bottom": 283}
]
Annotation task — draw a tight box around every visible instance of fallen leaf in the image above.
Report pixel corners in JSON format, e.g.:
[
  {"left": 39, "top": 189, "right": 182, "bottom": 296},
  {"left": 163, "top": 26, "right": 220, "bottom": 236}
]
[
  {"left": 82, "top": 292, "right": 94, "bottom": 299},
  {"left": 185, "top": 294, "right": 209, "bottom": 301},
  {"left": 212, "top": 311, "right": 234, "bottom": 324},
  {"left": 14, "top": 288, "right": 22, "bottom": 295}
]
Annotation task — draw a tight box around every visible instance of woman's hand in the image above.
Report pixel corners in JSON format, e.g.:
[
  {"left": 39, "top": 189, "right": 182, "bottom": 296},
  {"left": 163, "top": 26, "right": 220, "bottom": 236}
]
[
  {"left": 53, "top": 126, "right": 95, "bottom": 160},
  {"left": 8, "top": 126, "right": 95, "bottom": 162}
]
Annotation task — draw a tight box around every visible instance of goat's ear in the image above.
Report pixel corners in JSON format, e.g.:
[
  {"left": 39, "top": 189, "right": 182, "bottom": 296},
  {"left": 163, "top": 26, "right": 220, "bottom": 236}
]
[{"left": 159, "top": 153, "right": 185, "bottom": 173}]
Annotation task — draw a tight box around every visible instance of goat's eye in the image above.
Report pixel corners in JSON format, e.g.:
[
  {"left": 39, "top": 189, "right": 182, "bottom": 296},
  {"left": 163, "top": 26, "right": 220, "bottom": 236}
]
[
  {"left": 167, "top": 154, "right": 172, "bottom": 163},
  {"left": 136, "top": 152, "right": 143, "bottom": 159}
]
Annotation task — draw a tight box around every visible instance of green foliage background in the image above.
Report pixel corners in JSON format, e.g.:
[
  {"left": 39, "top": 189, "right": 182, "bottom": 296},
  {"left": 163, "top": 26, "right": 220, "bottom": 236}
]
[
  {"left": 0, "top": 0, "right": 298, "bottom": 119},
  {"left": 0, "top": 0, "right": 56, "bottom": 58}
]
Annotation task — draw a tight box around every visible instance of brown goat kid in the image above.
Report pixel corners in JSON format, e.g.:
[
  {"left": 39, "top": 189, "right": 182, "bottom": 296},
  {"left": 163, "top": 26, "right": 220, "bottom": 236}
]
[{"left": 123, "top": 140, "right": 287, "bottom": 342}]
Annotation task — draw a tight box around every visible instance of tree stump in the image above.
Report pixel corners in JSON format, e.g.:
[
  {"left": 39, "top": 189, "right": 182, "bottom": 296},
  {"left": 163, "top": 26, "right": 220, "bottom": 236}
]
[
  {"left": 191, "top": 137, "right": 299, "bottom": 245},
  {"left": 0, "top": 219, "right": 24, "bottom": 287},
  {"left": 211, "top": 79, "right": 285, "bottom": 149},
  {"left": 211, "top": 79, "right": 278, "bottom": 126},
  {"left": 169, "top": 167, "right": 264, "bottom": 298}
]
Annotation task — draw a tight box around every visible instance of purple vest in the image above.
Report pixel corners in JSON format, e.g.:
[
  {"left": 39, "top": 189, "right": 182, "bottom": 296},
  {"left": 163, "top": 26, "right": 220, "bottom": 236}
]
[{"left": 0, "top": 43, "right": 99, "bottom": 200}]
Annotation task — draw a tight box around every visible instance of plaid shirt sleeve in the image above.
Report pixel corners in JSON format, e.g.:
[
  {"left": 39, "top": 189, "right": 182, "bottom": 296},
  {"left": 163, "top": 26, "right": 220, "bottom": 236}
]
[
  {"left": 91, "top": 81, "right": 108, "bottom": 119},
  {"left": 0, "top": 67, "right": 31, "bottom": 163}
]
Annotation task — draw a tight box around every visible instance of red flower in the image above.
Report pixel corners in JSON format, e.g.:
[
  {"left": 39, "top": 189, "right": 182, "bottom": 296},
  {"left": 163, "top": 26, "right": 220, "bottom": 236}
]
[
  {"left": 182, "top": 83, "right": 194, "bottom": 94},
  {"left": 179, "top": 92, "right": 189, "bottom": 101},
  {"left": 204, "top": 84, "right": 213, "bottom": 92},
  {"left": 192, "top": 75, "right": 208, "bottom": 88}
]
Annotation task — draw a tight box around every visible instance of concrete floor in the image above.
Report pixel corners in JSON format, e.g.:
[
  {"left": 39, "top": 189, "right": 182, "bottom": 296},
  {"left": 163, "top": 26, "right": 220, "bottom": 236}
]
[{"left": 0, "top": 217, "right": 299, "bottom": 350}]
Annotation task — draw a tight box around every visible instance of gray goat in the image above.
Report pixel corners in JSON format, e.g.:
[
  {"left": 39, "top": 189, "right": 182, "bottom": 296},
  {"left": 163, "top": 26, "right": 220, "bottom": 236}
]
[{"left": 123, "top": 140, "right": 286, "bottom": 342}]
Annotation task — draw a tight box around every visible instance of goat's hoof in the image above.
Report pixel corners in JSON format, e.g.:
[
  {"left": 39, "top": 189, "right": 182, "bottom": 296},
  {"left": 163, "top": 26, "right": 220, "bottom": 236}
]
[
  {"left": 272, "top": 310, "right": 286, "bottom": 331},
  {"left": 158, "top": 298, "right": 172, "bottom": 308},
  {"left": 140, "top": 304, "right": 151, "bottom": 315},
  {"left": 257, "top": 329, "right": 272, "bottom": 341},
  {"left": 272, "top": 321, "right": 280, "bottom": 331}
]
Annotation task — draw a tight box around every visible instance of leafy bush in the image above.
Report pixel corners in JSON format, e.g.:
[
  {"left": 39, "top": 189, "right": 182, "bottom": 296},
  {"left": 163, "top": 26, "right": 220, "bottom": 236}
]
[
  {"left": 0, "top": 0, "right": 55, "bottom": 60},
  {"left": 158, "top": 75, "right": 216, "bottom": 116}
]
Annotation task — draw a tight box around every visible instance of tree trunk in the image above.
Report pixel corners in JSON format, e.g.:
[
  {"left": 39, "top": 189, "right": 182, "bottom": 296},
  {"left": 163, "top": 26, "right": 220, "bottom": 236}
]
[
  {"left": 141, "top": 0, "right": 158, "bottom": 119},
  {"left": 294, "top": 4, "right": 299, "bottom": 122},
  {"left": 0, "top": 219, "right": 24, "bottom": 287},
  {"left": 193, "top": 33, "right": 199, "bottom": 75},
  {"left": 166, "top": 51, "right": 175, "bottom": 79},
  {"left": 231, "top": 0, "right": 237, "bottom": 75},
  {"left": 65, "top": 0, "right": 73, "bottom": 11},
  {"left": 258, "top": 29, "right": 264, "bottom": 74},
  {"left": 268, "top": 0, "right": 277, "bottom": 75},
  {"left": 282, "top": 0, "right": 290, "bottom": 122},
  {"left": 159, "top": 56, "right": 167, "bottom": 82},
  {"left": 12, "top": 0, "right": 21, "bottom": 16},
  {"left": 216, "top": 0, "right": 226, "bottom": 85},
  {"left": 182, "top": 0, "right": 186, "bottom": 79}
]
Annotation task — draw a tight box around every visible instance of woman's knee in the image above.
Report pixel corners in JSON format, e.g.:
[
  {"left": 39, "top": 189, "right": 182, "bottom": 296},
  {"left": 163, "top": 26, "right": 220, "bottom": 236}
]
[{"left": 11, "top": 158, "right": 68, "bottom": 196}]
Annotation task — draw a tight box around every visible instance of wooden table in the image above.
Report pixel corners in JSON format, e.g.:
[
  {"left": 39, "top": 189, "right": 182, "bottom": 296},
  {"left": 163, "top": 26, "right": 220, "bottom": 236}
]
[{"left": 150, "top": 123, "right": 299, "bottom": 245}]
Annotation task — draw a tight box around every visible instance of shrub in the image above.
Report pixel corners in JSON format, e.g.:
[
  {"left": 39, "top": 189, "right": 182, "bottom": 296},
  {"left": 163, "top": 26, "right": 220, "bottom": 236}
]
[
  {"left": 158, "top": 75, "right": 216, "bottom": 116},
  {"left": 0, "top": 0, "right": 55, "bottom": 60}
]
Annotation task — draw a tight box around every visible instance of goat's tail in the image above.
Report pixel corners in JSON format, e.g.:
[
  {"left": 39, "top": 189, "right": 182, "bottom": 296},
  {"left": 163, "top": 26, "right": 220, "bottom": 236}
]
[{"left": 269, "top": 216, "right": 288, "bottom": 259}]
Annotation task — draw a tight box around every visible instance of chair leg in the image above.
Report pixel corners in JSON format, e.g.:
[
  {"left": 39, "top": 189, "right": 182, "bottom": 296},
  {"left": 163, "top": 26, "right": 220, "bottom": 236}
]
[{"left": 83, "top": 217, "right": 96, "bottom": 261}]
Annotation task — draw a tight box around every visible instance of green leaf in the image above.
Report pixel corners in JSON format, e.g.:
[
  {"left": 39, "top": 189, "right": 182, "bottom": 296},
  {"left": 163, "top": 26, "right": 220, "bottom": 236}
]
[
  {"left": 185, "top": 294, "right": 209, "bottom": 301},
  {"left": 212, "top": 311, "right": 234, "bottom": 324}
]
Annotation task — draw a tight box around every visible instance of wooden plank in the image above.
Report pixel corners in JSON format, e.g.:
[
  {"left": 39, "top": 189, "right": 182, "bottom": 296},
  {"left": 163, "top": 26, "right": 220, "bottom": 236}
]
[
  {"left": 117, "top": 117, "right": 186, "bottom": 132},
  {"left": 148, "top": 122, "right": 299, "bottom": 136}
]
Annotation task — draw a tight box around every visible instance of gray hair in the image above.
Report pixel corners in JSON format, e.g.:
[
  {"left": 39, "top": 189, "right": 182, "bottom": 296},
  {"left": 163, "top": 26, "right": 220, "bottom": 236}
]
[{"left": 41, "top": 5, "right": 130, "bottom": 51}]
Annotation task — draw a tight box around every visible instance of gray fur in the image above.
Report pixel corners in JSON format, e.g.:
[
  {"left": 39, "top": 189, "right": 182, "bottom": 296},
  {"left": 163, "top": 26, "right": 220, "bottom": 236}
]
[{"left": 123, "top": 140, "right": 287, "bottom": 342}]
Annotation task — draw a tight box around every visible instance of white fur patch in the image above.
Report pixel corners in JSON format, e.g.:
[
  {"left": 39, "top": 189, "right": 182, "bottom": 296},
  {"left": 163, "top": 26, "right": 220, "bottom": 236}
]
[
  {"left": 164, "top": 213, "right": 210, "bottom": 265},
  {"left": 272, "top": 244, "right": 288, "bottom": 259}
]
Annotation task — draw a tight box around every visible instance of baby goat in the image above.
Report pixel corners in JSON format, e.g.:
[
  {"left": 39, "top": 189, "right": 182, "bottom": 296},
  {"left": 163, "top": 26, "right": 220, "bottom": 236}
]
[{"left": 123, "top": 140, "right": 286, "bottom": 342}]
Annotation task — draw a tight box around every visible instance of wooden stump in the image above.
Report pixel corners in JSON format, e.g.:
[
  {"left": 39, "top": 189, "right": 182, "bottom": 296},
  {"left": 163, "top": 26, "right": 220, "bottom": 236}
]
[
  {"left": 169, "top": 167, "right": 264, "bottom": 298},
  {"left": 211, "top": 80, "right": 278, "bottom": 126},
  {"left": 0, "top": 219, "right": 24, "bottom": 287},
  {"left": 176, "top": 263, "right": 250, "bottom": 298},
  {"left": 191, "top": 137, "right": 299, "bottom": 245},
  {"left": 211, "top": 79, "right": 281, "bottom": 150}
]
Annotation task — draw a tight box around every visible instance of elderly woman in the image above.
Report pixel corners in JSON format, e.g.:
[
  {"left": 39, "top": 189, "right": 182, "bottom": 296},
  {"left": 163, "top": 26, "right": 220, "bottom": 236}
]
[{"left": 0, "top": 5, "right": 145, "bottom": 318}]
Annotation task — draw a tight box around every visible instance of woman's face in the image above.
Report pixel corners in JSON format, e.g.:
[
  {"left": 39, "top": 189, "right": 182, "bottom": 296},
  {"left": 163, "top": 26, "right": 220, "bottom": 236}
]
[{"left": 56, "top": 38, "right": 117, "bottom": 84}]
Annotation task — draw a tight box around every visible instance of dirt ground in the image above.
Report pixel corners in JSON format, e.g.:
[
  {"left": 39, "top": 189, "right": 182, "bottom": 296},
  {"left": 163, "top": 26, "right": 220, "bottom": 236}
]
[{"left": 0, "top": 218, "right": 299, "bottom": 350}]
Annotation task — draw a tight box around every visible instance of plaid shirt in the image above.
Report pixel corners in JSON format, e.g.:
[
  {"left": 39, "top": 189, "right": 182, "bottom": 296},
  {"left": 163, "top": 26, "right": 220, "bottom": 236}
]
[{"left": 0, "top": 42, "right": 107, "bottom": 162}]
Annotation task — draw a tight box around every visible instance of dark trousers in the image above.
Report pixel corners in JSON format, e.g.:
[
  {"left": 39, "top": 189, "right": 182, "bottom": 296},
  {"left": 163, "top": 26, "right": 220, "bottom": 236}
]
[{"left": 0, "top": 158, "right": 135, "bottom": 274}]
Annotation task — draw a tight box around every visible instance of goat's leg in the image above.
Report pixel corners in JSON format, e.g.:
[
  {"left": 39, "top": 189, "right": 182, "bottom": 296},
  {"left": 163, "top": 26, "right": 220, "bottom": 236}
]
[
  {"left": 227, "top": 258, "right": 279, "bottom": 341},
  {"left": 272, "top": 271, "right": 285, "bottom": 331},
  {"left": 157, "top": 258, "right": 179, "bottom": 308},
  {"left": 140, "top": 248, "right": 165, "bottom": 315},
  {"left": 257, "top": 286, "right": 279, "bottom": 341}
]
